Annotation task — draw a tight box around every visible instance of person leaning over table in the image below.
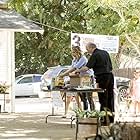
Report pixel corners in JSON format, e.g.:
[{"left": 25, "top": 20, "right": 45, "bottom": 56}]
[
  {"left": 59, "top": 46, "right": 95, "bottom": 117},
  {"left": 74, "top": 42, "right": 115, "bottom": 124}
]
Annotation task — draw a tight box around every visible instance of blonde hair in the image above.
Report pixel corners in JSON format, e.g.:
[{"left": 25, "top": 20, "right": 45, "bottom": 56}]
[{"left": 71, "top": 46, "right": 82, "bottom": 59}]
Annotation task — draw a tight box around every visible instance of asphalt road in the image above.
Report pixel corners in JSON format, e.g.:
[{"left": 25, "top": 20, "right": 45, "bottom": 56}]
[
  {"left": 15, "top": 97, "right": 58, "bottom": 113},
  {"left": 15, "top": 96, "right": 127, "bottom": 117},
  {"left": 14, "top": 96, "right": 101, "bottom": 115}
]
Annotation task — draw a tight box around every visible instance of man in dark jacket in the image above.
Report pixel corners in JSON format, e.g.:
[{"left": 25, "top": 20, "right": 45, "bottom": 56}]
[{"left": 75, "top": 42, "right": 114, "bottom": 123}]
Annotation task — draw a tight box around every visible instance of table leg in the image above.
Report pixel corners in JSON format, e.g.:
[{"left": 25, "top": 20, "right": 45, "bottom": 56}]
[
  {"left": 3, "top": 93, "right": 5, "bottom": 112},
  {"left": 46, "top": 91, "right": 66, "bottom": 123},
  {"left": 64, "top": 92, "right": 67, "bottom": 115}
]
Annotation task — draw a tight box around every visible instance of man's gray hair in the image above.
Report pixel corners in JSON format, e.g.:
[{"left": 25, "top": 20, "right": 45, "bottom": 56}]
[{"left": 86, "top": 42, "right": 97, "bottom": 48}]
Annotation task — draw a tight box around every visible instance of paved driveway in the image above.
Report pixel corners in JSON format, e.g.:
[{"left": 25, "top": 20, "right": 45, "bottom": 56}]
[
  {"left": 0, "top": 112, "right": 75, "bottom": 140},
  {"left": 15, "top": 97, "right": 52, "bottom": 113}
]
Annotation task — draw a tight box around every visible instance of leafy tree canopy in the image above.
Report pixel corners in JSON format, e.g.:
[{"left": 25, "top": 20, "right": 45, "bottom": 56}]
[
  {"left": 9, "top": 0, "right": 140, "bottom": 75},
  {"left": 9, "top": 0, "right": 88, "bottom": 75}
]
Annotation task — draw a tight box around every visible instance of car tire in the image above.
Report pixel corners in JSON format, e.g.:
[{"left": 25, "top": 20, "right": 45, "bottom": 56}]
[{"left": 118, "top": 86, "right": 129, "bottom": 102}]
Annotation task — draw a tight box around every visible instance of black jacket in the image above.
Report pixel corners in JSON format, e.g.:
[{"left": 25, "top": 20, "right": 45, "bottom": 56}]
[{"left": 86, "top": 48, "right": 112, "bottom": 76}]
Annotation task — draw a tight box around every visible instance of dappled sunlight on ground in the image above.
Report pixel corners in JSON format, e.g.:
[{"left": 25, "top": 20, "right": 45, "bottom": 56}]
[{"left": 0, "top": 113, "right": 75, "bottom": 140}]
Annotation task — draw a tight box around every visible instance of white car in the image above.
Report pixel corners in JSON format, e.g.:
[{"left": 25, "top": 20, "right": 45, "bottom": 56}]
[
  {"left": 15, "top": 74, "right": 42, "bottom": 97},
  {"left": 40, "top": 65, "right": 70, "bottom": 91}
]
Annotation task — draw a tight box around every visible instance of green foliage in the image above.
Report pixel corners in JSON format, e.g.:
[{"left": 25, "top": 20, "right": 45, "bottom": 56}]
[
  {"left": 73, "top": 108, "right": 112, "bottom": 118},
  {"left": 82, "top": 0, "right": 140, "bottom": 65},
  {"left": 9, "top": 0, "right": 87, "bottom": 75},
  {"left": 9, "top": 0, "right": 140, "bottom": 75}
]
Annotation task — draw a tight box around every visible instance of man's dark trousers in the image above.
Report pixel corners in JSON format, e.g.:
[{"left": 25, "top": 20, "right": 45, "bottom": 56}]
[{"left": 96, "top": 72, "right": 114, "bottom": 123}]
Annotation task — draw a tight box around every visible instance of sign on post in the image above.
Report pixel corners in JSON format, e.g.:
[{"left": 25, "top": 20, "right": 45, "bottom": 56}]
[
  {"left": 71, "top": 33, "right": 119, "bottom": 53},
  {"left": 51, "top": 91, "right": 63, "bottom": 107}
]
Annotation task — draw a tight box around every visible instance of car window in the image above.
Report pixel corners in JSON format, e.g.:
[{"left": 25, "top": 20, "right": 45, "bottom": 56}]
[
  {"left": 18, "top": 77, "right": 32, "bottom": 84},
  {"left": 50, "top": 68, "right": 63, "bottom": 77},
  {"left": 33, "top": 76, "right": 42, "bottom": 82},
  {"left": 44, "top": 69, "right": 53, "bottom": 78},
  {"left": 15, "top": 75, "right": 23, "bottom": 81},
  {"left": 43, "top": 66, "right": 70, "bottom": 80},
  {"left": 44, "top": 68, "right": 62, "bottom": 78},
  {"left": 59, "top": 69, "right": 68, "bottom": 74}
]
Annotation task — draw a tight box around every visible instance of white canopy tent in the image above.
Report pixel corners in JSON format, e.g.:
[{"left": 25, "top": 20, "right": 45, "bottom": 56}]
[{"left": 0, "top": 9, "right": 43, "bottom": 112}]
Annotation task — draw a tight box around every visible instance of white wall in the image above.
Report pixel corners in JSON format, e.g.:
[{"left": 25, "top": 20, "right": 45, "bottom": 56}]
[
  {"left": 0, "top": 31, "right": 15, "bottom": 112},
  {"left": 0, "top": 31, "right": 8, "bottom": 80}
]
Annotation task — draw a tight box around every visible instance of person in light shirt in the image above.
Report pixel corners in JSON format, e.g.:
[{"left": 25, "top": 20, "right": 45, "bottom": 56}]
[{"left": 60, "top": 46, "right": 95, "bottom": 117}]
